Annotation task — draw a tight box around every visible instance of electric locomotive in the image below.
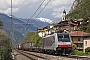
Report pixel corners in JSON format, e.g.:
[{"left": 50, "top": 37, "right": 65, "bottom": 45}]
[{"left": 42, "top": 33, "right": 72, "bottom": 55}]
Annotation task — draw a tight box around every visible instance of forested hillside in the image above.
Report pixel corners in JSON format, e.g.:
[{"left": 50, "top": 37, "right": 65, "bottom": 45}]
[
  {"left": 67, "top": 0, "right": 90, "bottom": 19},
  {"left": 24, "top": 32, "right": 42, "bottom": 47},
  {"left": 67, "top": 0, "right": 90, "bottom": 32}
]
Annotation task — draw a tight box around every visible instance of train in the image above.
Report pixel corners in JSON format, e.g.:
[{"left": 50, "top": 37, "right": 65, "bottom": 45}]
[{"left": 17, "top": 33, "right": 72, "bottom": 55}]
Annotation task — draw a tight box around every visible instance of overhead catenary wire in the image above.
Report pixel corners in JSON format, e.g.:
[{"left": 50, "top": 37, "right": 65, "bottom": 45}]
[
  {"left": 30, "top": 0, "right": 51, "bottom": 23},
  {"left": 25, "top": 0, "right": 52, "bottom": 32},
  {"left": 15, "top": 0, "right": 52, "bottom": 43},
  {"left": 15, "top": 0, "right": 46, "bottom": 42},
  {"left": 27, "top": 0, "right": 46, "bottom": 23}
]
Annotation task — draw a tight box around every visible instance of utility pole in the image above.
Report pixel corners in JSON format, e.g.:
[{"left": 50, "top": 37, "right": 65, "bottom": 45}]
[{"left": 11, "top": 0, "right": 14, "bottom": 49}]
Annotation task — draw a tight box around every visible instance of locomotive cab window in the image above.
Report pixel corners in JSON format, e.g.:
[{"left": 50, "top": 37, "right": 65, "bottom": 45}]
[{"left": 58, "top": 34, "right": 70, "bottom": 42}]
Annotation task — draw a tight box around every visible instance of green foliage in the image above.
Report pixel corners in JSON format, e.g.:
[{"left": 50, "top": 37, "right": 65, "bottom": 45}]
[
  {"left": 85, "top": 47, "right": 90, "bottom": 52},
  {"left": 0, "top": 46, "right": 12, "bottom": 60},
  {"left": 0, "top": 30, "right": 10, "bottom": 46},
  {"left": 24, "top": 32, "right": 42, "bottom": 47},
  {"left": 67, "top": 0, "right": 90, "bottom": 32},
  {"left": 86, "top": 21, "right": 90, "bottom": 33},
  {"left": 74, "top": 50, "right": 90, "bottom": 56},
  {"left": 72, "top": 43, "right": 76, "bottom": 50},
  {"left": 0, "top": 30, "right": 12, "bottom": 60},
  {"left": 74, "top": 50, "right": 86, "bottom": 56},
  {"left": 80, "top": 21, "right": 87, "bottom": 32},
  {"left": 67, "top": 0, "right": 90, "bottom": 19},
  {"left": 0, "top": 20, "right": 3, "bottom": 27},
  {"left": 0, "top": 19, "right": 3, "bottom": 29}
]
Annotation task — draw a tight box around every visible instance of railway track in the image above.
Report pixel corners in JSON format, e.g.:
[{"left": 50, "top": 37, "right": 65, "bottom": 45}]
[
  {"left": 16, "top": 50, "right": 49, "bottom": 60},
  {"left": 16, "top": 50, "right": 90, "bottom": 60}
]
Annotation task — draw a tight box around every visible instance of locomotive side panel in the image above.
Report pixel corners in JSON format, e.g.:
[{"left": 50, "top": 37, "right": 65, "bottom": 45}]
[{"left": 42, "top": 34, "right": 56, "bottom": 50}]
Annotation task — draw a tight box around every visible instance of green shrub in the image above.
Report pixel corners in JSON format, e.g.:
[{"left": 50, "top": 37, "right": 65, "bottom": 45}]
[
  {"left": 85, "top": 47, "right": 90, "bottom": 52},
  {"left": 72, "top": 44, "right": 76, "bottom": 50},
  {"left": 74, "top": 50, "right": 85, "bottom": 56}
]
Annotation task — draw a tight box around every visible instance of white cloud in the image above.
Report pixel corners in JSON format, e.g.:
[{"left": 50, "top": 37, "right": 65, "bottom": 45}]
[
  {"left": 0, "top": 0, "right": 74, "bottom": 21},
  {"left": 52, "top": 6, "right": 70, "bottom": 18},
  {"left": 40, "top": 0, "right": 74, "bottom": 19},
  {"left": 50, "top": 0, "right": 74, "bottom": 7},
  {"left": 50, "top": 0, "right": 74, "bottom": 18},
  {"left": 52, "top": 12, "right": 62, "bottom": 18},
  {"left": 0, "top": 0, "right": 39, "bottom": 14},
  {"left": 4, "top": 8, "right": 19, "bottom": 14},
  {"left": 6, "top": 0, "right": 39, "bottom": 6},
  {"left": 0, "top": 8, "right": 19, "bottom": 14}
]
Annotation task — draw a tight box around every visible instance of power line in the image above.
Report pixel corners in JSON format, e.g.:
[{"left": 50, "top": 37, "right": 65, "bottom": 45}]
[
  {"left": 15, "top": 0, "right": 46, "bottom": 38},
  {"left": 25, "top": 0, "right": 52, "bottom": 34},
  {"left": 31, "top": 0, "right": 51, "bottom": 23},
  {"left": 27, "top": 0, "right": 46, "bottom": 23},
  {"left": 15, "top": 0, "right": 52, "bottom": 43}
]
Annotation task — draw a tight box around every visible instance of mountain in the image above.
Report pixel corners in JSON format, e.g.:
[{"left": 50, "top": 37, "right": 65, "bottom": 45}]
[
  {"left": 67, "top": 0, "right": 90, "bottom": 19},
  {"left": 70, "top": 0, "right": 82, "bottom": 13},
  {"left": 67, "top": 0, "right": 90, "bottom": 32},
  {"left": 0, "top": 13, "right": 53, "bottom": 44},
  {"left": 36, "top": 17, "right": 54, "bottom": 23}
]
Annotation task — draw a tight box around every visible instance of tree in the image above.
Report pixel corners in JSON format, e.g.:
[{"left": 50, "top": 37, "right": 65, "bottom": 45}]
[
  {"left": 66, "top": 0, "right": 90, "bottom": 32},
  {"left": 85, "top": 47, "right": 90, "bottom": 52},
  {"left": 24, "top": 32, "right": 42, "bottom": 47},
  {"left": 72, "top": 43, "right": 76, "bottom": 50},
  {"left": 86, "top": 21, "right": 90, "bottom": 33},
  {"left": 0, "top": 30, "right": 12, "bottom": 60},
  {"left": 0, "top": 19, "right": 3, "bottom": 29}
]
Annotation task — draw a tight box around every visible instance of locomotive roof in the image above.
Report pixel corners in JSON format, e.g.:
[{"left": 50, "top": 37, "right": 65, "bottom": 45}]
[{"left": 43, "top": 33, "right": 70, "bottom": 38}]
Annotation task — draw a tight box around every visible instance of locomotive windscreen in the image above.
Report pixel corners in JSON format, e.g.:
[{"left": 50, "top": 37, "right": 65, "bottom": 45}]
[{"left": 57, "top": 34, "right": 70, "bottom": 42}]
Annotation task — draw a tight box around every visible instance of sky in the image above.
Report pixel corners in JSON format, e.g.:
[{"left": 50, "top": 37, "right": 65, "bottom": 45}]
[{"left": 0, "top": 0, "right": 75, "bottom": 22}]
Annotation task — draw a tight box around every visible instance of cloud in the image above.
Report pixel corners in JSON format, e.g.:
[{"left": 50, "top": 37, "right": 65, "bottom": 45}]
[
  {"left": 0, "top": 8, "right": 19, "bottom": 14},
  {"left": 5, "top": 8, "right": 19, "bottom": 14},
  {"left": 0, "top": 0, "right": 74, "bottom": 21},
  {"left": 49, "top": 0, "right": 74, "bottom": 18},
  {"left": 0, "top": 0, "right": 39, "bottom": 14},
  {"left": 39, "top": 0, "right": 74, "bottom": 19},
  {"left": 51, "top": 0, "right": 74, "bottom": 7},
  {"left": 51, "top": 6, "right": 70, "bottom": 18}
]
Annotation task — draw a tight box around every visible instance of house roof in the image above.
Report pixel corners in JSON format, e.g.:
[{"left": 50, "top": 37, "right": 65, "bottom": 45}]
[
  {"left": 50, "top": 22, "right": 58, "bottom": 26},
  {"left": 38, "top": 27, "right": 43, "bottom": 30},
  {"left": 70, "top": 31, "right": 90, "bottom": 36}
]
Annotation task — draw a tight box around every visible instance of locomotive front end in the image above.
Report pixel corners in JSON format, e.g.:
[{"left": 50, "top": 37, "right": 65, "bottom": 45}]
[{"left": 56, "top": 33, "right": 72, "bottom": 55}]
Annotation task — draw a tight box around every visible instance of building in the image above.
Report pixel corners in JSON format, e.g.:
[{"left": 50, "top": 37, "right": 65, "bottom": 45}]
[
  {"left": 37, "top": 27, "right": 44, "bottom": 37},
  {"left": 56, "top": 19, "right": 82, "bottom": 32},
  {"left": 62, "top": 9, "right": 66, "bottom": 21},
  {"left": 70, "top": 31, "right": 90, "bottom": 52},
  {"left": 37, "top": 27, "right": 43, "bottom": 32},
  {"left": 43, "top": 26, "right": 49, "bottom": 36}
]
